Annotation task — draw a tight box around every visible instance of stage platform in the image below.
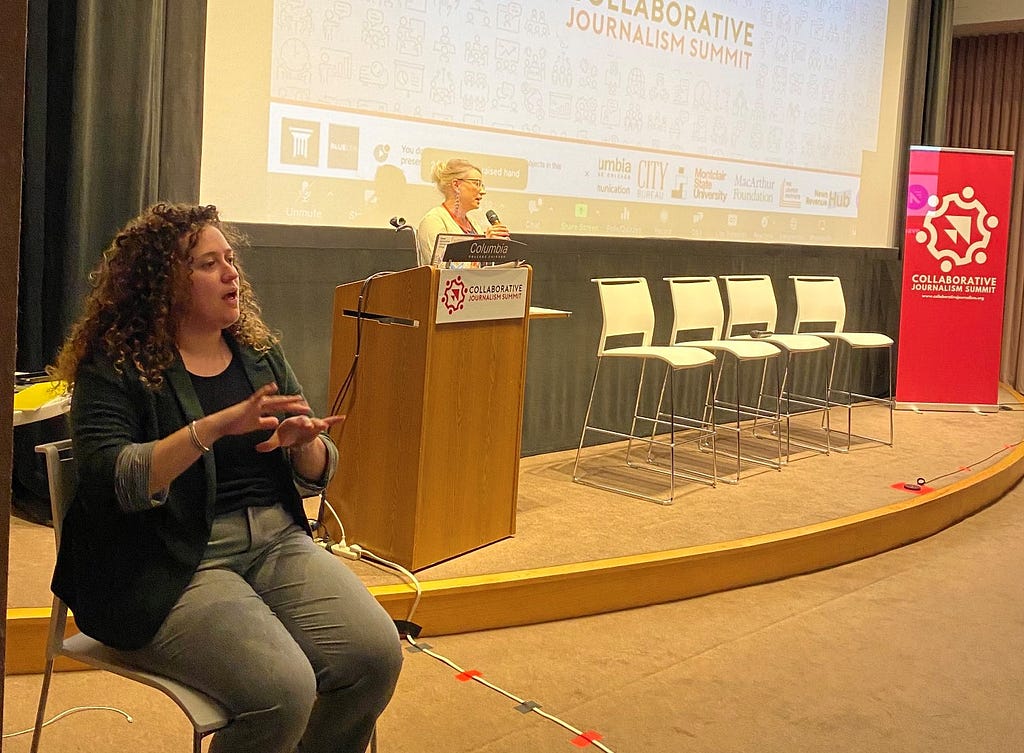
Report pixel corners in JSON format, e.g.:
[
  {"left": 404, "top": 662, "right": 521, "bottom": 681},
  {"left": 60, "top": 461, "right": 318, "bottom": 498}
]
[{"left": 8, "top": 395, "right": 1024, "bottom": 673}]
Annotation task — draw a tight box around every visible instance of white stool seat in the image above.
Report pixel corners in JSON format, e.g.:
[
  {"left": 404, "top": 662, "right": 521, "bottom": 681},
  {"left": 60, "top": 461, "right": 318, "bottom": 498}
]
[
  {"left": 732, "top": 333, "right": 831, "bottom": 353},
  {"left": 807, "top": 331, "right": 895, "bottom": 349},
  {"left": 603, "top": 345, "right": 718, "bottom": 369},
  {"left": 686, "top": 338, "right": 784, "bottom": 360}
]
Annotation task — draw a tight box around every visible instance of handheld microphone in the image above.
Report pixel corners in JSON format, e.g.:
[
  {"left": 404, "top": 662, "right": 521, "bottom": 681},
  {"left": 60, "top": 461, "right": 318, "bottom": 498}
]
[
  {"left": 389, "top": 216, "right": 407, "bottom": 230},
  {"left": 485, "top": 210, "right": 500, "bottom": 226}
]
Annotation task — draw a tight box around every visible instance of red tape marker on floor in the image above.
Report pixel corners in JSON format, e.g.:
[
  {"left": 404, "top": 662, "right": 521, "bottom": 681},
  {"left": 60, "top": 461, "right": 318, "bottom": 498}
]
[
  {"left": 571, "top": 730, "right": 603, "bottom": 747},
  {"left": 890, "top": 481, "right": 934, "bottom": 494},
  {"left": 455, "top": 669, "right": 482, "bottom": 682}
]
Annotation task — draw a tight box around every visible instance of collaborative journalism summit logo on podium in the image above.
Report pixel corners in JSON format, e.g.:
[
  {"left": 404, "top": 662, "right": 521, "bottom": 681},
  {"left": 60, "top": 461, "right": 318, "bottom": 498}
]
[{"left": 442, "top": 276, "right": 468, "bottom": 314}]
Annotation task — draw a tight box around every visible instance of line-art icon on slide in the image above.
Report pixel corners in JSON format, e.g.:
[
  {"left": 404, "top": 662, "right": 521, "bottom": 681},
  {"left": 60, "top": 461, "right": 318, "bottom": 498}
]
[{"left": 916, "top": 186, "right": 999, "bottom": 273}]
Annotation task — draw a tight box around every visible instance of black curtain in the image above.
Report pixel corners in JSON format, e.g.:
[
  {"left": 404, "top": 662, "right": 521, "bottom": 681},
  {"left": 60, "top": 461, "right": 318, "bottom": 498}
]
[
  {"left": 18, "top": 0, "right": 75, "bottom": 371},
  {"left": 18, "top": 0, "right": 206, "bottom": 372}
]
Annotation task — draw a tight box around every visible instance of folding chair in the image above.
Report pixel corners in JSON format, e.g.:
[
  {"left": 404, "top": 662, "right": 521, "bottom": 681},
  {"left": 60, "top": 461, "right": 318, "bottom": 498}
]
[
  {"left": 573, "top": 277, "right": 718, "bottom": 503},
  {"left": 31, "top": 440, "right": 230, "bottom": 753},
  {"left": 664, "top": 276, "right": 783, "bottom": 483},
  {"left": 720, "top": 274, "right": 832, "bottom": 460},
  {"left": 789, "top": 275, "right": 894, "bottom": 451}
]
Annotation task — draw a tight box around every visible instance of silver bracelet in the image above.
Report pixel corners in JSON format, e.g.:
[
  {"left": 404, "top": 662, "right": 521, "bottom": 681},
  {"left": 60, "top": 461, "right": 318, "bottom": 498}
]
[{"left": 188, "top": 420, "right": 212, "bottom": 454}]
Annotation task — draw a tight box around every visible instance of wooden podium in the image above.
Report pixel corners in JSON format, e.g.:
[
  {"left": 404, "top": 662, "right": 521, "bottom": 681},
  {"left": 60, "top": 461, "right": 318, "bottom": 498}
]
[{"left": 325, "top": 265, "right": 533, "bottom": 570}]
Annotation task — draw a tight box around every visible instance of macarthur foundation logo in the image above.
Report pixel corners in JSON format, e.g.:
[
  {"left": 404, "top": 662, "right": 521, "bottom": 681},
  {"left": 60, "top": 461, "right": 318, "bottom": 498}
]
[
  {"left": 442, "top": 276, "right": 468, "bottom": 314},
  {"left": 916, "top": 186, "right": 999, "bottom": 273}
]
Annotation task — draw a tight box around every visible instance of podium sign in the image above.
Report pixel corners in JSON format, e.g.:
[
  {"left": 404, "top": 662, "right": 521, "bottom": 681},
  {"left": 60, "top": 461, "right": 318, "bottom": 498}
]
[
  {"left": 442, "top": 236, "right": 527, "bottom": 264},
  {"left": 436, "top": 267, "right": 529, "bottom": 324},
  {"left": 896, "top": 146, "right": 1015, "bottom": 410}
]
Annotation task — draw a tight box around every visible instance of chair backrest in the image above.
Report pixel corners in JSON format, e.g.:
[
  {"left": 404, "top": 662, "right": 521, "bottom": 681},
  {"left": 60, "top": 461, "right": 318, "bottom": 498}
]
[
  {"left": 790, "top": 275, "right": 846, "bottom": 333},
  {"left": 35, "top": 439, "right": 77, "bottom": 552},
  {"left": 664, "top": 276, "right": 725, "bottom": 343},
  {"left": 591, "top": 277, "right": 656, "bottom": 354},
  {"left": 720, "top": 275, "right": 778, "bottom": 335}
]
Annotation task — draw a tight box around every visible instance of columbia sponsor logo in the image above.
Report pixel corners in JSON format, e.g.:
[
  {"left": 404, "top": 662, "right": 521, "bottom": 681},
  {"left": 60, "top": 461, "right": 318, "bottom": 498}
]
[{"left": 597, "top": 157, "right": 632, "bottom": 179}]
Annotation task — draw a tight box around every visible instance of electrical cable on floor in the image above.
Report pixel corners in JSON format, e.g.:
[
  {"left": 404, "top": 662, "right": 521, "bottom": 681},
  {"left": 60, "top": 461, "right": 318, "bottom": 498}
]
[
  {"left": 914, "top": 438, "right": 1022, "bottom": 487},
  {"left": 3, "top": 705, "right": 133, "bottom": 739},
  {"left": 402, "top": 634, "right": 614, "bottom": 751},
  {"left": 317, "top": 497, "right": 615, "bottom": 750}
]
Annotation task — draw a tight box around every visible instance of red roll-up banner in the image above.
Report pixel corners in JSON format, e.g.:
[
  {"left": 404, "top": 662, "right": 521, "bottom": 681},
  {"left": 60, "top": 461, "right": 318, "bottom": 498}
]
[{"left": 896, "top": 147, "right": 1015, "bottom": 410}]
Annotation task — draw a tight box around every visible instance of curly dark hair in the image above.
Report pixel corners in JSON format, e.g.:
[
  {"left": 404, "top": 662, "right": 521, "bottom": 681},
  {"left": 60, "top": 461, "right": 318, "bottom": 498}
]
[{"left": 50, "top": 202, "right": 276, "bottom": 390}]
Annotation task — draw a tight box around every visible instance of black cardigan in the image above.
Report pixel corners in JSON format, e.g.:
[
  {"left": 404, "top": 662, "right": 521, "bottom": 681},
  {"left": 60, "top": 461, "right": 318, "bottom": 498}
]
[{"left": 51, "top": 335, "right": 336, "bottom": 650}]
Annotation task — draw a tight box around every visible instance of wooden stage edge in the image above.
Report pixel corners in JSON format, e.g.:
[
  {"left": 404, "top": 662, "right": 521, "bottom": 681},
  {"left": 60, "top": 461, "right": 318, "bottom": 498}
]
[{"left": 8, "top": 402, "right": 1024, "bottom": 674}]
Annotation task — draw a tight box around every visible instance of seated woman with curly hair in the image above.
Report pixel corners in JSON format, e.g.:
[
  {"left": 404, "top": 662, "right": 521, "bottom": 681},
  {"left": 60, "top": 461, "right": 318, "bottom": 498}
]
[{"left": 49, "top": 203, "right": 402, "bottom": 753}]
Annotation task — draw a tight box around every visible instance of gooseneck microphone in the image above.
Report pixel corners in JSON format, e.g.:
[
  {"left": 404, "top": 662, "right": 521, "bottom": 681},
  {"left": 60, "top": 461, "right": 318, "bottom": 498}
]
[{"left": 389, "top": 216, "right": 408, "bottom": 230}]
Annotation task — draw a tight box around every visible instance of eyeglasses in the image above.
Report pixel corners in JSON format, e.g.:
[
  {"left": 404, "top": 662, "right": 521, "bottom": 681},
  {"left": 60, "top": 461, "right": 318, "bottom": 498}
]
[{"left": 458, "top": 178, "right": 484, "bottom": 189}]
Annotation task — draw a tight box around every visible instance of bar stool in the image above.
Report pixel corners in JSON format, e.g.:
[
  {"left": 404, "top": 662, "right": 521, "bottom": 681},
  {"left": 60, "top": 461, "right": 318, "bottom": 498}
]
[
  {"left": 573, "top": 277, "right": 718, "bottom": 504},
  {"left": 789, "top": 275, "right": 894, "bottom": 451},
  {"left": 664, "top": 276, "right": 783, "bottom": 483},
  {"left": 720, "top": 274, "right": 832, "bottom": 460}
]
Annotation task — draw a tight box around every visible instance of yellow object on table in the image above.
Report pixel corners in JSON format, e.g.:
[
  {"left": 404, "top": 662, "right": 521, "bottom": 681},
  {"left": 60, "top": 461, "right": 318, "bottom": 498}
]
[{"left": 13, "top": 381, "right": 68, "bottom": 411}]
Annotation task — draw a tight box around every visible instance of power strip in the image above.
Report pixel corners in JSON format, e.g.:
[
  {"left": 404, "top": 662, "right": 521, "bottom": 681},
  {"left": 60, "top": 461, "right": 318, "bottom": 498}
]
[{"left": 329, "top": 542, "right": 363, "bottom": 560}]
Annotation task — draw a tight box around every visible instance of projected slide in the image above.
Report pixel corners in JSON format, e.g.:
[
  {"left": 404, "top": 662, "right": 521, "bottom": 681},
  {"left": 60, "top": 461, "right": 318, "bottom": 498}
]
[{"left": 202, "top": 0, "right": 908, "bottom": 245}]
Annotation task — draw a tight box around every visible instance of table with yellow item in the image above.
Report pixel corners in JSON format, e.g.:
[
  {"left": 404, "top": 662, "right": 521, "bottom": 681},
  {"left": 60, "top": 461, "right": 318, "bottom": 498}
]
[{"left": 13, "top": 380, "right": 70, "bottom": 427}]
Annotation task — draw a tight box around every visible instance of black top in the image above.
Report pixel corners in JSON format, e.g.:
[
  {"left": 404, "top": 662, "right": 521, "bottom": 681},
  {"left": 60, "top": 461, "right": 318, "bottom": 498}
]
[
  {"left": 51, "top": 336, "right": 335, "bottom": 650},
  {"left": 189, "top": 355, "right": 294, "bottom": 515}
]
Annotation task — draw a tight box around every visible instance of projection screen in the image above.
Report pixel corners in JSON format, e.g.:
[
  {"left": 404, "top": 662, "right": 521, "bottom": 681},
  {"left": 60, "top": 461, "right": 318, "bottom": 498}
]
[{"left": 201, "top": 0, "right": 912, "bottom": 246}]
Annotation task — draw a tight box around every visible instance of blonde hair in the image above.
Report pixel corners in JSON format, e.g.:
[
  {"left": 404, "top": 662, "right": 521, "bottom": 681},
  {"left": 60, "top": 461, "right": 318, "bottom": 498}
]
[{"left": 431, "top": 158, "right": 479, "bottom": 195}]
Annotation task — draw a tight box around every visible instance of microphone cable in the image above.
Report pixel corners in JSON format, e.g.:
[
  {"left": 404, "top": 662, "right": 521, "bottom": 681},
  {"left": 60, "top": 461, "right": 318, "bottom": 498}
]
[
  {"left": 329, "top": 270, "right": 395, "bottom": 418},
  {"left": 911, "top": 437, "right": 1022, "bottom": 488}
]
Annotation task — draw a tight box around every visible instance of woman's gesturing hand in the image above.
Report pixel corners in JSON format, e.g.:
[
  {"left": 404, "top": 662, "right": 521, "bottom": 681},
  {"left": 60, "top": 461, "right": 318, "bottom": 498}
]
[
  {"left": 255, "top": 413, "right": 346, "bottom": 453},
  {"left": 216, "top": 382, "right": 312, "bottom": 440}
]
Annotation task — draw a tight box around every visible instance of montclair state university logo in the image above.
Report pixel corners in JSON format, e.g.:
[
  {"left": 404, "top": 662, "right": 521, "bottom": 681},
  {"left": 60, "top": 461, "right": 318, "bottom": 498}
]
[
  {"left": 441, "top": 276, "right": 468, "bottom": 314},
  {"left": 915, "top": 186, "right": 999, "bottom": 273}
]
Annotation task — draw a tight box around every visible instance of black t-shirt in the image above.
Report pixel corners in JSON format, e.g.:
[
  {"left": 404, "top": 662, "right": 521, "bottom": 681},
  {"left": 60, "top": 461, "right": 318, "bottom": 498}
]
[{"left": 189, "top": 355, "right": 293, "bottom": 515}]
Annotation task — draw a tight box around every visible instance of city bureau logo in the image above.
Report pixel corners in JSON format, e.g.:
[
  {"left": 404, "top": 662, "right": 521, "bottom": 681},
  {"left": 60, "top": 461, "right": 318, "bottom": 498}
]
[
  {"left": 442, "top": 276, "right": 468, "bottom": 314},
  {"left": 916, "top": 186, "right": 999, "bottom": 273}
]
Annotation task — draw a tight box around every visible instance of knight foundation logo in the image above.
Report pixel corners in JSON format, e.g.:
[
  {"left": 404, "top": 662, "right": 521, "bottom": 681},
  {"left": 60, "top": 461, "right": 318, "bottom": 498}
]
[
  {"left": 910, "top": 185, "right": 1000, "bottom": 295},
  {"left": 442, "top": 276, "right": 468, "bottom": 314}
]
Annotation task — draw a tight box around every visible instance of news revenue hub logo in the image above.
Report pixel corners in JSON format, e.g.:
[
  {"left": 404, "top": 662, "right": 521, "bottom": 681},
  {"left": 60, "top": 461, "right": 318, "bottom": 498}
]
[
  {"left": 915, "top": 186, "right": 999, "bottom": 273},
  {"left": 442, "top": 276, "right": 468, "bottom": 314}
]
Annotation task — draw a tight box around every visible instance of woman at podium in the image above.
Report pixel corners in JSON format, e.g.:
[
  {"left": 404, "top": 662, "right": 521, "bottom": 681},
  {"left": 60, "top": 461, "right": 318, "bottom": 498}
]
[
  {"left": 416, "top": 157, "right": 510, "bottom": 266},
  {"left": 48, "top": 203, "right": 402, "bottom": 753}
]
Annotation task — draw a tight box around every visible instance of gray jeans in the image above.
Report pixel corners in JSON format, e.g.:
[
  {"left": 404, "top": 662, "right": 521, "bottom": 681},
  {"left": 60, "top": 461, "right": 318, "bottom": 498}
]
[{"left": 124, "top": 504, "right": 403, "bottom": 753}]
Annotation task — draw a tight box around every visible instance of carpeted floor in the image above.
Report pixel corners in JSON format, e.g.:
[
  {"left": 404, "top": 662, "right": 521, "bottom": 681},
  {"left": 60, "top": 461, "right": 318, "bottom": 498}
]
[
  {"left": 6, "top": 402, "right": 1024, "bottom": 751},
  {"left": 6, "top": 471, "right": 1024, "bottom": 752}
]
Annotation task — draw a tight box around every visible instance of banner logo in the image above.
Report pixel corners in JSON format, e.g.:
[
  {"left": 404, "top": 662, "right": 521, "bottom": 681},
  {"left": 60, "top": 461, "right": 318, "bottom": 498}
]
[
  {"left": 916, "top": 186, "right": 999, "bottom": 273},
  {"left": 441, "top": 276, "right": 468, "bottom": 314}
]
